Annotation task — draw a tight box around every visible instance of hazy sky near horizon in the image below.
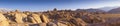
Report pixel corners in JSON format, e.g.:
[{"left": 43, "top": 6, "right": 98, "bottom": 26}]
[{"left": 0, "top": 0, "right": 120, "bottom": 11}]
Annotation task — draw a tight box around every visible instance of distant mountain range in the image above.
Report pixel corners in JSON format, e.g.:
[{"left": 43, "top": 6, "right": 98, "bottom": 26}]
[
  {"left": 76, "top": 8, "right": 106, "bottom": 13},
  {"left": 0, "top": 6, "right": 120, "bottom": 13},
  {"left": 108, "top": 7, "right": 120, "bottom": 13},
  {"left": 76, "top": 6, "right": 120, "bottom": 13},
  {"left": 98, "top": 6, "right": 119, "bottom": 12}
]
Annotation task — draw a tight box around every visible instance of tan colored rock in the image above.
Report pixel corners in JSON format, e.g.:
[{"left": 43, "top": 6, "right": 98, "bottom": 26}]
[
  {"left": 14, "top": 13, "right": 23, "bottom": 23},
  {"left": 31, "top": 14, "right": 42, "bottom": 23},
  {"left": 0, "top": 13, "right": 9, "bottom": 26},
  {"left": 14, "top": 13, "right": 27, "bottom": 23},
  {"left": 29, "top": 23, "right": 39, "bottom": 26},
  {"left": 6, "top": 10, "right": 27, "bottom": 23},
  {"left": 10, "top": 23, "right": 28, "bottom": 26},
  {"left": 17, "top": 24, "right": 28, "bottom": 26},
  {"left": 9, "top": 24, "right": 16, "bottom": 26},
  {"left": 57, "top": 22, "right": 67, "bottom": 26},
  {"left": 67, "top": 23, "right": 76, "bottom": 26},
  {"left": 41, "top": 14, "right": 50, "bottom": 23},
  {"left": 29, "top": 17, "right": 37, "bottom": 23},
  {"left": 69, "top": 18, "right": 87, "bottom": 26},
  {"left": 39, "top": 23, "right": 47, "bottom": 26}
]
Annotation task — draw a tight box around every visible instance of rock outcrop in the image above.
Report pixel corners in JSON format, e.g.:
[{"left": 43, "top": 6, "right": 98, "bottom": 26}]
[
  {"left": 40, "top": 14, "right": 50, "bottom": 23},
  {"left": 0, "top": 9, "right": 119, "bottom": 26},
  {"left": 30, "top": 14, "right": 42, "bottom": 23},
  {"left": 0, "top": 13, "right": 9, "bottom": 26}
]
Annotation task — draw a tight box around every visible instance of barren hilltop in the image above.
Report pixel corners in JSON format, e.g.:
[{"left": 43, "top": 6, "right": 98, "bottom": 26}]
[{"left": 0, "top": 8, "right": 120, "bottom": 26}]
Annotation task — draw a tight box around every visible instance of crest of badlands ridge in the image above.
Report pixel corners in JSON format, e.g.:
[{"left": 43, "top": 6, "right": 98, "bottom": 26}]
[{"left": 0, "top": 8, "right": 120, "bottom": 26}]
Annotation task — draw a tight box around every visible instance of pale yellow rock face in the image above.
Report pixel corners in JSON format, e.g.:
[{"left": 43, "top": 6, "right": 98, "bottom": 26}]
[
  {"left": 0, "top": 13, "right": 9, "bottom": 26},
  {"left": 77, "top": 18, "right": 87, "bottom": 26},
  {"left": 57, "top": 22, "right": 67, "bottom": 26},
  {"left": 31, "top": 14, "right": 42, "bottom": 23},
  {"left": 15, "top": 13, "right": 27, "bottom": 23},
  {"left": 10, "top": 23, "right": 29, "bottom": 26},
  {"left": 15, "top": 13, "right": 23, "bottom": 23},
  {"left": 41, "top": 15, "right": 50, "bottom": 23},
  {"left": 21, "top": 13, "right": 28, "bottom": 18},
  {"left": 39, "top": 23, "right": 47, "bottom": 26},
  {"left": 30, "top": 17, "right": 37, "bottom": 23}
]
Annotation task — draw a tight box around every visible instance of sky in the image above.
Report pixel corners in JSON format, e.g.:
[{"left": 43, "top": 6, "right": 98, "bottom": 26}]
[{"left": 0, "top": 0, "right": 120, "bottom": 11}]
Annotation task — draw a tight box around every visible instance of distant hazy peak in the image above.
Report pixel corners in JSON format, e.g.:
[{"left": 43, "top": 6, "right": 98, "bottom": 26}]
[{"left": 98, "top": 6, "right": 120, "bottom": 12}]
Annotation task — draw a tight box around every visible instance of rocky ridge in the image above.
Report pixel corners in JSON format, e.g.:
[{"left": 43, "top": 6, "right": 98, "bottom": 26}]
[{"left": 0, "top": 8, "right": 120, "bottom": 26}]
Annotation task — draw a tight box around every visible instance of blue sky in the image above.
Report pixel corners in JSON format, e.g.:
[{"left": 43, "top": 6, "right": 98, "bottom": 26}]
[{"left": 0, "top": 0, "right": 120, "bottom": 11}]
